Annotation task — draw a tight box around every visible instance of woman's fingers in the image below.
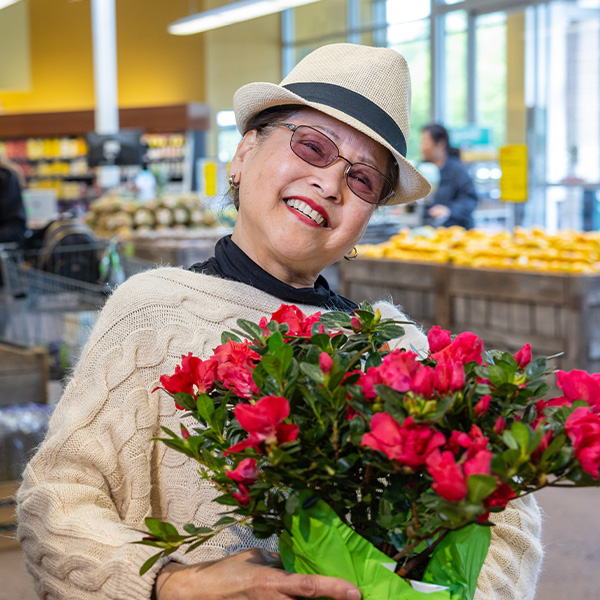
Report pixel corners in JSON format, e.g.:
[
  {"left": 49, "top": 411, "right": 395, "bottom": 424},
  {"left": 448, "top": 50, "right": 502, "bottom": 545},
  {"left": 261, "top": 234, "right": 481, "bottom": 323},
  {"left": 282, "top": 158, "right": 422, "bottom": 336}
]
[
  {"left": 155, "top": 547, "right": 361, "bottom": 600},
  {"left": 271, "top": 571, "right": 362, "bottom": 600}
]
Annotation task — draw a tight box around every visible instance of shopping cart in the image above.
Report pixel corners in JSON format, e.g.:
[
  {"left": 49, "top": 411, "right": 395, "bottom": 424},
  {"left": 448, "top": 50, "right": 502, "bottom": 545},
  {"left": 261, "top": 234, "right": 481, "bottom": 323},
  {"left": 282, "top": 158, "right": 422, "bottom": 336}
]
[{"left": 0, "top": 241, "right": 154, "bottom": 378}]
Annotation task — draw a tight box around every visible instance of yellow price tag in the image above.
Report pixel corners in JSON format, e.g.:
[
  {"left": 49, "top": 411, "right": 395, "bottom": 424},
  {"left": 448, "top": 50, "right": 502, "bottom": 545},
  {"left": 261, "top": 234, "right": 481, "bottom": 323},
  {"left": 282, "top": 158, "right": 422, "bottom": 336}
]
[{"left": 499, "top": 145, "right": 528, "bottom": 203}]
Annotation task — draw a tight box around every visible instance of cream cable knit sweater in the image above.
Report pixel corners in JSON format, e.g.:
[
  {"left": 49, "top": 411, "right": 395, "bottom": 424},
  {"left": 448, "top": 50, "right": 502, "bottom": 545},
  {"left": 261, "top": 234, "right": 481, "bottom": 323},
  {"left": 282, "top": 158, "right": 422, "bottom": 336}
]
[{"left": 16, "top": 267, "right": 543, "bottom": 599}]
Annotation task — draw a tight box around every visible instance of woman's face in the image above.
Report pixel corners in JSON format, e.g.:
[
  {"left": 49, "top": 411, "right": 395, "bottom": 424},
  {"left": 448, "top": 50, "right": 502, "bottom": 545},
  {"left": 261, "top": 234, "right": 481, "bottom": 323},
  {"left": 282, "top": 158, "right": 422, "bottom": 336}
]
[{"left": 230, "top": 108, "right": 389, "bottom": 288}]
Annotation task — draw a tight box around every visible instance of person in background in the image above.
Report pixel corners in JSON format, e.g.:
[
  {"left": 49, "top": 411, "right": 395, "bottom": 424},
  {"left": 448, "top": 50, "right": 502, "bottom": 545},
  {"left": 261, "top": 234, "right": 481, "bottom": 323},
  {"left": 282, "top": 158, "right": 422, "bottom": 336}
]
[
  {"left": 421, "top": 123, "right": 478, "bottom": 229},
  {"left": 0, "top": 156, "right": 27, "bottom": 246}
]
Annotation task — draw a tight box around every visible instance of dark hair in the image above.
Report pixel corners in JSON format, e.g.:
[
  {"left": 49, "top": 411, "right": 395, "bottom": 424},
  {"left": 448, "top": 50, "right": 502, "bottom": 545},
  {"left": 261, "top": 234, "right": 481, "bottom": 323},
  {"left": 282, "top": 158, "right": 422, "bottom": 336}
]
[
  {"left": 422, "top": 123, "right": 460, "bottom": 158},
  {"left": 228, "top": 104, "right": 399, "bottom": 209}
]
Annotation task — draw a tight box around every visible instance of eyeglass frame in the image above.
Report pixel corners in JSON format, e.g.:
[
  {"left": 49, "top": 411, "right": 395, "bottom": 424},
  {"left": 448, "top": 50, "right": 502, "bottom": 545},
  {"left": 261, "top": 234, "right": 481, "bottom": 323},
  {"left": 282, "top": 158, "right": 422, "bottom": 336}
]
[{"left": 268, "top": 122, "right": 396, "bottom": 205}]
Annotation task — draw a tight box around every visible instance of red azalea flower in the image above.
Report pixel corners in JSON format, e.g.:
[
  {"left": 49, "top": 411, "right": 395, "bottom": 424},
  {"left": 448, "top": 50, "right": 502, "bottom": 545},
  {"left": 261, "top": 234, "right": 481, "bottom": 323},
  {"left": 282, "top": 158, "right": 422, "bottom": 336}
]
[
  {"left": 426, "top": 449, "right": 468, "bottom": 502},
  {"left": 319, "top": 352, "right": 333, "bottom": 374},
  {"left": 213, "top": 340, "right": 260, "bottom": 399},
  {"left": 446, "top": 430, "right": 472, "bottom": 454},
  {"left": 431, "top": 331, "right": 484, "bottom": 366},
  {"left": 226, "top": 458, "right": 260, "bottom": 485},
  {"left": 514, "top": 344, "right": 532, "bottom": 368},
  {"left": 263, "top": 304, "right": 323, "bottom": 338},
  {"left": 365, "top": 350, "right": 421, "bottom": 394},
  {"left": 232, "top": 482, "right": 252, "bottom": 506},
  {"left": 484, "top": 482, "right": 516, "bottom": 510},
  {"left": 154, "top": 353, "right": 218, "bottom": 408},
  {"left": 565, "top": 407, "right": 600, "bottom": 479},
  {"left": 226, "top": 396, "right": 299, "bottom": 454},
  {"left": 428, "top": 326, "right": 452, "bottom": 353},
  {"left": 550, "top": 370, "right": 600, "bottom": 412},
  {"left": 433, "top": 361, "right": 465, "bottom": 395},
  {"left": 474, "top": 394, "right": 492, "bottom": 417},
  {"left": 463, "top": 448, "right": 493, "bottom": 478},
  {"left": 361, "top": 413, "right": 445, "bottom": 468}
]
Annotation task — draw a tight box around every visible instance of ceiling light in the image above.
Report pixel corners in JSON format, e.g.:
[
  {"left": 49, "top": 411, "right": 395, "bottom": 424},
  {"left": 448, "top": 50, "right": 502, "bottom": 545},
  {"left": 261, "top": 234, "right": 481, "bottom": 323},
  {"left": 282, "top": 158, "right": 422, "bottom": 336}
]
[
  {"left": 168, "top": 0, "right": 323, "bottom": 35},
  {"left": 0, "top": 0, "right": 20, "bottom": 10}
]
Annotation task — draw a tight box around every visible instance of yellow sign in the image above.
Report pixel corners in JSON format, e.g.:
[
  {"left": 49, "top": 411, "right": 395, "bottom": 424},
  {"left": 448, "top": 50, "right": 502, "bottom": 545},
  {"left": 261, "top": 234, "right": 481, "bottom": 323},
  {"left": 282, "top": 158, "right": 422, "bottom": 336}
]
[
  {"left": 204, "top": 161, "right": 217, "bottom": 196},
  {"left": 499, "top": 145, "right": 528, "bottom": 202}
]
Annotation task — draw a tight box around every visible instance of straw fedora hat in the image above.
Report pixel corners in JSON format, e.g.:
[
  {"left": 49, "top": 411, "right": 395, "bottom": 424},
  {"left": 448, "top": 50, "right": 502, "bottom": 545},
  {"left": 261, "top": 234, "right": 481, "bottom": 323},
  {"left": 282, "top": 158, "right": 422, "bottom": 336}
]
[{"left": 233, "top": 43, "right": 431, "bottom": 204}]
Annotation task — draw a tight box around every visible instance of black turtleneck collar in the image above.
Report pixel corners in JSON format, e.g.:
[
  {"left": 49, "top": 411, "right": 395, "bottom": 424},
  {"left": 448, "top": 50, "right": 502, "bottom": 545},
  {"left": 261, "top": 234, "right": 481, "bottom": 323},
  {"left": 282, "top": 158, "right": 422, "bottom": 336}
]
[{"left": 188, "top": 235, "right": 358, "bottom": 313}]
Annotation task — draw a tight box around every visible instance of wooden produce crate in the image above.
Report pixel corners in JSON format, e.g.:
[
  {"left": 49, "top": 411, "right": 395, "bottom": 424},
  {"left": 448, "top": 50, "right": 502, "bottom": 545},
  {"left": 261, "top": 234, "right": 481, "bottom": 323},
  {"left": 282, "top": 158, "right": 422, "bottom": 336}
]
[
  {"left": 0, "top": 343, "right": 48, "bottom": 407},
  {"left": 339, "top": 258, "right": 600, "bottom": 372},
  {"left": 0, "top": 480, "right": 19, "bottom": 551}
]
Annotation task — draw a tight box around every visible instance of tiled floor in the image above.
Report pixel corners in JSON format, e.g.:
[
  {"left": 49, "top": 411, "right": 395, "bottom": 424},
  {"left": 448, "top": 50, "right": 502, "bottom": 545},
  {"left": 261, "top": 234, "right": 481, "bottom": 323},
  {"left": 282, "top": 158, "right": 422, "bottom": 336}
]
[{"left": 1, "top": 486, "right": 599, "bottom": 599}]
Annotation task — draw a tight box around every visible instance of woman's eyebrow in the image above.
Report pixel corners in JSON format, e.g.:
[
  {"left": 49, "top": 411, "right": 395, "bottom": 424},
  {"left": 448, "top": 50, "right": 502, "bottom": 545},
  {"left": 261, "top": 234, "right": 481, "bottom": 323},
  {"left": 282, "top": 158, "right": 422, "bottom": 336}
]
[{"left": 313, "top": 124, "right": 379, "bottom": 166}]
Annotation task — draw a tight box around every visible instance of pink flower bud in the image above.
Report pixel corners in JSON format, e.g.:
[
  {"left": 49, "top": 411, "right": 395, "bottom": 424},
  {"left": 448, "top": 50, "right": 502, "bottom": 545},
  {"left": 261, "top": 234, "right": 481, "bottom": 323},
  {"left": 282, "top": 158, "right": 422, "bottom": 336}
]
[
  {"left": 351, "top": 317, "right": 362, "bottom": 332},
  {"left": 319, "top": 352, "right": 333, "bottom": 374},
  {"left": 180, "top": 424, "right": 191, "bottom": 440},
  {"left": 494, "top": 416, "right": 506, "bottom": 435},
  {"left": 474, "top": 394, "right": 491, "bottom": 417}
]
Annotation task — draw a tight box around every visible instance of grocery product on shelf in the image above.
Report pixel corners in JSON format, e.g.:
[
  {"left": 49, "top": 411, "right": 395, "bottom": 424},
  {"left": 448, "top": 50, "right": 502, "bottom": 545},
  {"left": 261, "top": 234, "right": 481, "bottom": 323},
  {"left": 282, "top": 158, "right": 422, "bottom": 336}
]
[
  {"left": 84, "top": 192, "right": 222, "bottom": 239},
  {"left": 359, "top": 226, "right": 600, "bottom": 274}
]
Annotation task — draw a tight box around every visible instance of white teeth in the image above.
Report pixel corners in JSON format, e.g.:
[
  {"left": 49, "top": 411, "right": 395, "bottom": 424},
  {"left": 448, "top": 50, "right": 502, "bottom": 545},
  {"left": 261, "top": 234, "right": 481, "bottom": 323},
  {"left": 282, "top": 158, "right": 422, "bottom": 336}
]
[{"left": 286, "top": 199, "right": 326, "bottom": 226}]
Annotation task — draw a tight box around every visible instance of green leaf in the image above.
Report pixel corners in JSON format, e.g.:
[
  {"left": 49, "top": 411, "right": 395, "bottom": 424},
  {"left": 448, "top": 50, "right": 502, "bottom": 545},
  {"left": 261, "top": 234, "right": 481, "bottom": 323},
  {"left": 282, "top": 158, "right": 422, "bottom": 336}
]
[
  {"left": 488, "top": 364, "right": 510, "bottom": 387},
  {"left": 365, "top": 352, "right": 383, "bottom": 369},
  {"left": 196, "top": 394, "right": 215, "bottom": 423},
  {"left": 502, "top": 430, "right": 519, "bottom": 450},
  {"left": 210, "top": 399, "right": 228, "bottom": 436},
  {"left": 525, "top": 357, "right": 547, "bottom": 380},
  {"left": 467, "top": 475, "right": 498, "bottom": 502},
  {"left": 173, "top": 392, "right": 196, "bottom": 412},
  {"left": 262, "top": 355, "right": 282, "bottom": 381},
  {"left": 267, "top": 331, "right": 285, "bottom": 352},
  {"left": 300, "top": 362, "right": 325, "bottom": 384},
  {"left": 320, "top": 312, "right": 353, "bottom": 329},
  {"left": 310, "top": 333, "right": 333, "bottom": 351},
  {"left": 274, "top": 344, "right": 294, "bottom": 375},
  {"left": 139, "top": 551, "right": 164, "bottom": 575},
  {"left": 285, "top": 493, "right": 300, "bottom": 514},
  {"left": 213, "top": 516, "right": 237, "bottom": 527},
  {"left": 330, "top": 333, "right": 348, "bottom": 350},
  {"left": 511, "top": 421, "right": 530, "bottom": 450},
  {"left": 236, "top": 319, "right": 265, "bottom": 342},
  {"left": 144, "top": 517, "right": 165, "bottom": 537},
  {"left": 183, "top": 524, "right": 213, "bottom": 535},
  {"left": 221, "top": 331, "right": 242, "bottom": 344}
]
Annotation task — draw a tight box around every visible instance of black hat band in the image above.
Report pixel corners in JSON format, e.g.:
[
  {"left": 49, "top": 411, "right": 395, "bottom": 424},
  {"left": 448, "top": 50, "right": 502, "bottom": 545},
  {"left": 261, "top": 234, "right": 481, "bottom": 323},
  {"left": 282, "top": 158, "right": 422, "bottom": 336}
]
[{"left": 283, "top": 82, "right": 407, "bottom": 158}]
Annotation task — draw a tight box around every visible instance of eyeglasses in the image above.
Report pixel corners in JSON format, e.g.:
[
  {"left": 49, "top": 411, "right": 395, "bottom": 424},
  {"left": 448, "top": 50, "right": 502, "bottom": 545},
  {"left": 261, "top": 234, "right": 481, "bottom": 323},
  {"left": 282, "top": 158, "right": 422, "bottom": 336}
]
[{"left": 270, "top": 123, "right": 395, "bottom": 205}]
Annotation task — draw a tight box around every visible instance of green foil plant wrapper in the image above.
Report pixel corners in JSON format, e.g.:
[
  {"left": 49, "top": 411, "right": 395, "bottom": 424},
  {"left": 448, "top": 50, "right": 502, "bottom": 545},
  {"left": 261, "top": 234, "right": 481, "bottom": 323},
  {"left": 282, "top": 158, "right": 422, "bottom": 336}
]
[{"left": 280, "top": 492, "right": 491, "bottom": 600}]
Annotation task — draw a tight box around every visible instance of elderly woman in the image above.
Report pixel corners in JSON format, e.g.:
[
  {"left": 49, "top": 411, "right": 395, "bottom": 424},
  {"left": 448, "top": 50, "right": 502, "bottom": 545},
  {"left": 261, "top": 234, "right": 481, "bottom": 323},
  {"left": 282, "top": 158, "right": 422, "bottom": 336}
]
[{"left": 16, "top": 44, "right": 542, "bottom": 600}]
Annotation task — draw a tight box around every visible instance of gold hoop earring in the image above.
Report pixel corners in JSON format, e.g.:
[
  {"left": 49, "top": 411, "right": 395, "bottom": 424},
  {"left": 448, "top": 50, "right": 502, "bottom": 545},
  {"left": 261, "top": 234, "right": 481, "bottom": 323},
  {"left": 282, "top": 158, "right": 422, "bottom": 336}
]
[
  {"left": 344, "top": 247, "right": 358, "bottom": 261},
  {"left": 228, "top": 175, "right": 240, "bottom": 189}
]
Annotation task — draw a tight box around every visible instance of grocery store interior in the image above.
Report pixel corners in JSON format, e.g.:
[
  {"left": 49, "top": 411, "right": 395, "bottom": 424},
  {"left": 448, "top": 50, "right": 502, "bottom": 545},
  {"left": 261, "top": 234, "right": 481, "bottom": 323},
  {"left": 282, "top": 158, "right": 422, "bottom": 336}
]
[{"left": 1, "top": 0, "right": 599, "bottom": 598}]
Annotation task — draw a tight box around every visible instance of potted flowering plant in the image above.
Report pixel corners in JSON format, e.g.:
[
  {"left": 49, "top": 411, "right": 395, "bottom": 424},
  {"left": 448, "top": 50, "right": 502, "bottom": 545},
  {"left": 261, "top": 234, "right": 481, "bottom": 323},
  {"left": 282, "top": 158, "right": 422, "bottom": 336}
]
[{"left": 136, "top": 303, "right": 600, "bottom": 599}]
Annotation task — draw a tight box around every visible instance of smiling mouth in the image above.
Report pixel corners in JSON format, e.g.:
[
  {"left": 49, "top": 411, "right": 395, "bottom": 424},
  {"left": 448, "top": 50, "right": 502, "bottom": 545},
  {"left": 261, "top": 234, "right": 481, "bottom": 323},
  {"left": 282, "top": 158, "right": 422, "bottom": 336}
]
[{"left": 284, "top": 198, "right": 329, "bottom": 227}]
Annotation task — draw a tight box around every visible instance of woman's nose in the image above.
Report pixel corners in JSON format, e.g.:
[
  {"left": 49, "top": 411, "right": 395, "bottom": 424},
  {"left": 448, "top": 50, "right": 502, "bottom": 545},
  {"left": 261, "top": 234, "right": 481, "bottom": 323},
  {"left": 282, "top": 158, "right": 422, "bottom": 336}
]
[{"left": 309, "top": 158, "right": 349, "bottom": 201}]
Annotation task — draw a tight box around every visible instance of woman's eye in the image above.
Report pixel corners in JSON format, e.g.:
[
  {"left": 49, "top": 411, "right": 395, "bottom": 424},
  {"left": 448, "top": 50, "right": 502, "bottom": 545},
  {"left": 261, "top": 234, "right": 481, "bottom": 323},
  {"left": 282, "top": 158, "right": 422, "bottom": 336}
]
[
  {"left": 301, "top": 140, "right": 326, "bottom": 156},
  {"left": 350, "top": 171, "right": 374, "bottom": 190}
]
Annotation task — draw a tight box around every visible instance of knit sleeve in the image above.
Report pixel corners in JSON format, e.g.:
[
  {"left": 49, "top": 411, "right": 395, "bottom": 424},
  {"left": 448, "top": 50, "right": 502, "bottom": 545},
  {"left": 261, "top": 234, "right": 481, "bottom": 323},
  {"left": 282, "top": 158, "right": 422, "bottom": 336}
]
[
  {"left": 372, "top": 300, "right": 429, "bottom": 354},
  {"left": 474, "top": 495, "right": 543, "bottom": 600},
  {"left": 16, "top": 282, "right": 167, "bottom": 599}
]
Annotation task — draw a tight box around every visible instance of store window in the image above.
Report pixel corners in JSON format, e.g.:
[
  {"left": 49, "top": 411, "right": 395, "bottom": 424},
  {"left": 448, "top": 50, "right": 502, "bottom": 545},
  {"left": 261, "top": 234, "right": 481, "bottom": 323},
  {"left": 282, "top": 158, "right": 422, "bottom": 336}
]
[
  {"left": 444, "top": 10, "right": 468, "bottom": 128},
  {"left": 475, "top": 12, "right": 508, "bottom": 150},
  {"left": 216, "top": 111, "right": 241, "bottom": 163},
  {"left": 387, "top": 0, "right": 431, "bottom": 160}
]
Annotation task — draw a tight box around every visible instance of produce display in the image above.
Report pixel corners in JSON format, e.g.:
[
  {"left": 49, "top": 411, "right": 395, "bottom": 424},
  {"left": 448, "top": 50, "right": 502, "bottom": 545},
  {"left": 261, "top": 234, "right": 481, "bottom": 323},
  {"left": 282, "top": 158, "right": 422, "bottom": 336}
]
[
  {"left": 360, "top": 226, "right": 600, "bottom": 274},
  {"left": 84, "top": 192, "right": 231, "bottom": 239}
]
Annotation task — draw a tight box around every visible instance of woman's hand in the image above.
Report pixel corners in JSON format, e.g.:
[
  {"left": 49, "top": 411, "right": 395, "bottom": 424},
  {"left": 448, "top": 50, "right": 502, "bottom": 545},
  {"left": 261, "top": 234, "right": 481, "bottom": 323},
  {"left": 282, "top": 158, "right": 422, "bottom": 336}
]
[
  {"left": 155, "top": 547, "right": 362, "bottom": 600},
  {"left": 428, "top": 204, "right": 451, "bottom": 220}
]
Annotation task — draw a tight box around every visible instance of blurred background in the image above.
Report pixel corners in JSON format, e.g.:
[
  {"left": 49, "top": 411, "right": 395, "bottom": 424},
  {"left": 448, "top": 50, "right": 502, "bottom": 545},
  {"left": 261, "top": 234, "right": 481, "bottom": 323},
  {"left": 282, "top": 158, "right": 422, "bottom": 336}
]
[{"left": 0, "top": 1, "right": 599, "bottom": 598}]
